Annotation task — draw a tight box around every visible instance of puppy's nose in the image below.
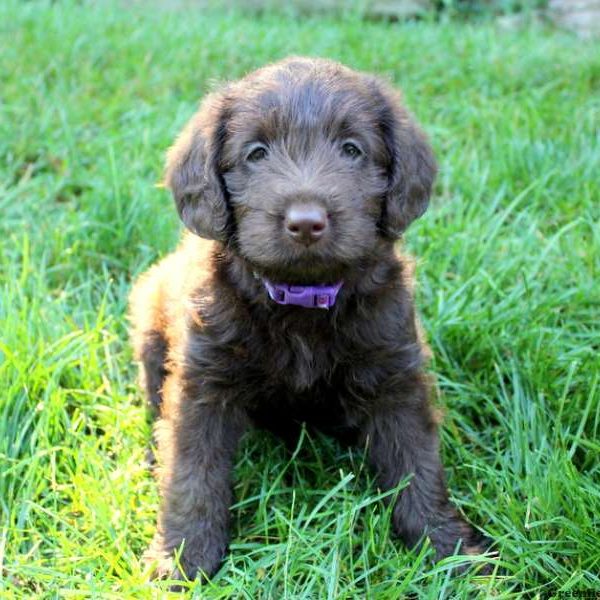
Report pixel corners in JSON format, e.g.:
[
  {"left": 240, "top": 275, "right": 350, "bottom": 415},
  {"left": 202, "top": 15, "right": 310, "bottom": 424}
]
[{"left": 284, "top": 204, "right": 328, "bottom": 245}]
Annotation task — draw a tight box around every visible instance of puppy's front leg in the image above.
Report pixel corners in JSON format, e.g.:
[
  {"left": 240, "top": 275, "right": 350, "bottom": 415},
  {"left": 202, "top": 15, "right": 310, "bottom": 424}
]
[
  {"left": 146, "top": 388, "right": 248, "bottom": 585},
  {"left": 362, "top": 376, "right": 487, "bottom": 561}
]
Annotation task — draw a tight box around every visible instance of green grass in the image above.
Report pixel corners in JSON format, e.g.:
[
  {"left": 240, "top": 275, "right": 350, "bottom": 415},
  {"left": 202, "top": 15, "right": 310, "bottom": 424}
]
[{"left": 1, "top": 1, "right": 599, "bottom": 597}]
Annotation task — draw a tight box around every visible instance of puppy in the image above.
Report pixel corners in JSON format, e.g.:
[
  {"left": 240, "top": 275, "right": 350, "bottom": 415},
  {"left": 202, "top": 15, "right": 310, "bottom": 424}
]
[{"left": 129, "top": 57, "right": 489, "bottom": 583}]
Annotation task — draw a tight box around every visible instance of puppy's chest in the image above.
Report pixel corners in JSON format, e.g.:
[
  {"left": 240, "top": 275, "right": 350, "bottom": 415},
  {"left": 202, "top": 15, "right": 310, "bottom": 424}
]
[{"left": 259, "top": 322, "right": 340, "bottom": 392}]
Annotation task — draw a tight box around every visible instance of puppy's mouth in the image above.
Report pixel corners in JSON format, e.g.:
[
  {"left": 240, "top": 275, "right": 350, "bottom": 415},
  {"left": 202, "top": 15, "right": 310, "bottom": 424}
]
[
  {"left": 236, "top": 220, "right": 376, "bottom": 285},
  {"left": 237, "top": 234, "right": 349, "bottom": 284},
  {"left": 251, "top": 257, "right": 347, "bottom": 286}
]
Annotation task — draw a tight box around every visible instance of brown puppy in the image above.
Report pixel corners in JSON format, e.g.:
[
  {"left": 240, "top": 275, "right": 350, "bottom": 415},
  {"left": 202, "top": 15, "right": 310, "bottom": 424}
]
[{"left": 129, "top": 57, "right": 489, "bottom": 583}]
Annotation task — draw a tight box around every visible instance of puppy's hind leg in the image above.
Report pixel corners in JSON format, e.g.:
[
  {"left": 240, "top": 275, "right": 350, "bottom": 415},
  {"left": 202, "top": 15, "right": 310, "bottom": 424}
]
[
  {"left": 136, "top": 330, "right": 169, "bottom": 468},
  {"left": 138, "top": 330, "right": 169, "bottom": 415}
]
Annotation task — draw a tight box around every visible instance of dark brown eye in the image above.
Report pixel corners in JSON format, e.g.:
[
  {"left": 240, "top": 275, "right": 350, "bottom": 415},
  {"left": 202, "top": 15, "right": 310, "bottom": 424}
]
[
  {"left": 342, "top": 142, "right": 362, "bottom": 160},
  {"left": 246, "top": 145, "right": 268, "bottom": 162}
]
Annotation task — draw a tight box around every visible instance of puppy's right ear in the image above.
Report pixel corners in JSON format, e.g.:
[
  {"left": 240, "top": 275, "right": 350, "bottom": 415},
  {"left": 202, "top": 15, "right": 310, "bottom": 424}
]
[{"left": 164, "top": 94, "right": 230, "bottom": 241}]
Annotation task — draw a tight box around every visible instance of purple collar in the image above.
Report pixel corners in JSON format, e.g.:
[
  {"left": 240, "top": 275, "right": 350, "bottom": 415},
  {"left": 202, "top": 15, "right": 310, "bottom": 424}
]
[{"left": 262, "top": 279, "right": 343, "bottom": 309}]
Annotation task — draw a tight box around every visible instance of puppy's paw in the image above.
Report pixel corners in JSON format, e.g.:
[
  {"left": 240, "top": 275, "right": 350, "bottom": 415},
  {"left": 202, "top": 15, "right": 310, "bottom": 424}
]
[
  {"left": 431, "top": 520, "right": 497, "bottom": 575},
  {"left": 461, "top": 536, "right": 499, "bottom": 576},
  {"left": 143, "top": 536, "right": 193, "bottom": 591},
  {"left": 143, "top": 533, "right": 223, "bottom": 590}
]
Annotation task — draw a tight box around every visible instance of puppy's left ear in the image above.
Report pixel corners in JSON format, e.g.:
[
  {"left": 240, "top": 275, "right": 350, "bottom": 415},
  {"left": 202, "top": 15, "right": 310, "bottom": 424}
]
[{"left": 376, "top": 82, "right": 437, "bottom": 239}]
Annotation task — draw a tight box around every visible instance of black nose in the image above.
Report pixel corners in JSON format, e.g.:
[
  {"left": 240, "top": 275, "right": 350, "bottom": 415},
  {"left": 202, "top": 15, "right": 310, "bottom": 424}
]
[{"left": 284, "top": 204, "right": 328, "bottom": 245}]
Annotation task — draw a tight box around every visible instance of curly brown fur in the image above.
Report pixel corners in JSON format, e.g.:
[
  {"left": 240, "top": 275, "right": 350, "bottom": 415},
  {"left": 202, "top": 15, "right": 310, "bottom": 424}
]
[{"left": 129, "top": 57, "right": 491, "bottom": 585}]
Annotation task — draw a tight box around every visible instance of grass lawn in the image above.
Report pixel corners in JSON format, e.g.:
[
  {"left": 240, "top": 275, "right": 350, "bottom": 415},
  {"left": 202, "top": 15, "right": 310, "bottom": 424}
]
[{"left": 1, "top": 1, "right": 599, "bottom": 597}]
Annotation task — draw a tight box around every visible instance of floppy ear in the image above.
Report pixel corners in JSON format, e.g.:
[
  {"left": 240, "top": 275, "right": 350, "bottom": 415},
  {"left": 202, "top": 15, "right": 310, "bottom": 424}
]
[
  {"left": 376, "top": 83, "right": 437, "bottom": 239},
  {"left": 164, "top": 93, "right": 230, "bottom": 241}
]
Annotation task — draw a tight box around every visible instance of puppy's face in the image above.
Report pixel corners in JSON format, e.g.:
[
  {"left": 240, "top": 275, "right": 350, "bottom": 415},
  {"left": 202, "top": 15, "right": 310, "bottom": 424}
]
[
  {"left": 165, "top": 58, "right": 437, "bottom": 283},
  {"left": 221, "top": 65, "right": 389, "bottom": 282}
]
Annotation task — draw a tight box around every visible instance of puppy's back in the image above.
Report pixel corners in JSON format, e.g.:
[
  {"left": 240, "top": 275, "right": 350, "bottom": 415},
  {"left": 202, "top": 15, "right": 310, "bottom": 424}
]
[{"left": 129, "top": 235, "right": 214, "bottom": 366}]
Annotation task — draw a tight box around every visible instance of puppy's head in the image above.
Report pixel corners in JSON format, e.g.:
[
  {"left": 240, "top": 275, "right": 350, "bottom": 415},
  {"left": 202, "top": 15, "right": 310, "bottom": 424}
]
[{"left": 165, "top": 57, "right": 436, "bottom": 282}]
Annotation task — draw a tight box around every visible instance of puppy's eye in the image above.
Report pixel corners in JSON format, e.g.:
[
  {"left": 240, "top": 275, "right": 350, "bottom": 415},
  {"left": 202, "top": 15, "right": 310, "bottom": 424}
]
[
  {"left": 341, "top": 142, "right": 363, "bottom": 160},
  {"left": 246, "top": 145, "right": 269, "bottom": 163}
]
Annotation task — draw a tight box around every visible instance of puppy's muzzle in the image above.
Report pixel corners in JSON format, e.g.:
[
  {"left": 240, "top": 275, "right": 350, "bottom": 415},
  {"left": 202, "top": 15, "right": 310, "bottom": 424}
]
[{"left": 284, "top": 203, "right": 329, "bottom": 246}]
